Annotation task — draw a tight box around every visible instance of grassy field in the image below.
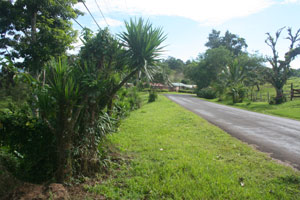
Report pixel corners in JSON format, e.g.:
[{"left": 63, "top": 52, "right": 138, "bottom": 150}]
[
  {"left": 207, "top": 98, "right": 300, "bottom": 121},
  {"left": 247, "top": 77, "right": 300, "bottom": 102},
  {"left": 86, "top": 95, "right": 300, "bottom": 199},
  {"left": 203, "top": 77, "right": 300, "bottom": 121}
]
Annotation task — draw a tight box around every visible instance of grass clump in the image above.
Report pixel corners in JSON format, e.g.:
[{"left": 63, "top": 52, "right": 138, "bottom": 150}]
[{"left": 86, "top": 95, "right": 300, "bottom": 199}]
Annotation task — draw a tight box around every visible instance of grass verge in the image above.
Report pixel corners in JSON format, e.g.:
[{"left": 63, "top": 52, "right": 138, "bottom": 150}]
[
  {"left": 87, "top": 95, "right": 300, "bottom": 199},
  {"left": 207, "top": 98, "right": 300, "bottom": 121}
]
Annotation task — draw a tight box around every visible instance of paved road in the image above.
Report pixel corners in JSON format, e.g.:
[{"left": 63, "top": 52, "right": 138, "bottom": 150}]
[{"left": 165, "top": 94, "right": 300, "bottom": 170}]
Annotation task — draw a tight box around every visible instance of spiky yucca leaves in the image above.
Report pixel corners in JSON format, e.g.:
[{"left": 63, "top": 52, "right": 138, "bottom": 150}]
[
  {"left": 43, "top": 59, "right": 82, "bottom": 183},
  {"left": 22, "top": 58, "right": 83, "bottom": 182},
  {"left": 119, "top": 17, "right": 167, "bottom": 81}
]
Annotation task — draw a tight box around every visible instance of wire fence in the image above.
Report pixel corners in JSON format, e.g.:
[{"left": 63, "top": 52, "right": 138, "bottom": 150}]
[{"left": 246, "top": 90, "right": 293, "bottom": 102}]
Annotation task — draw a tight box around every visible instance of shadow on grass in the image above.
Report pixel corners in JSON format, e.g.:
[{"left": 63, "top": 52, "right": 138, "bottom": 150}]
[{"left": 278, "top": 175, "right": 300, "bottom": 184}]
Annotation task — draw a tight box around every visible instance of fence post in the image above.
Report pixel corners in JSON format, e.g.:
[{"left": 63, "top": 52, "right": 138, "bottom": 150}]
[
  {"left": 291, "top": 83, "right": 293, "bottom": 101},
  {"left": 267, "top": 92, "right": 270, "bottom": 103}
]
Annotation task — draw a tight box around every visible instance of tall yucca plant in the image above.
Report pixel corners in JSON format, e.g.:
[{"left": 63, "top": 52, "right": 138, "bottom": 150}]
[
  {"left": 44, "top": 59, "right": 82, "bottom": 183},
  {"left": 22, "top": 58, "right": 83, "bottom": 182},
  {"left": 118, "top": 17, "right": 167, "bottom": 81}
]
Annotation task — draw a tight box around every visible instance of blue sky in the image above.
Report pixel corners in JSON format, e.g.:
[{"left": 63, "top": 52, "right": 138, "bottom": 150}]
[{"left": 72, "top": 0, "right": 300, "bottom": 68}]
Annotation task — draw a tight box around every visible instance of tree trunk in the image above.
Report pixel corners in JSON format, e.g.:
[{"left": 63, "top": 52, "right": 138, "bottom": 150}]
[
  {"left": 31, "top": 11, "right": 37, "bottom": 43},
  {"left": 55, "top": 107, "right": 73, "bottom": 183},
  {"left": 276, "top": 87, "right": 284, "bottom": 99},
  {"left": 56, "top": 131, "right": 73, "bottom": 183},
  {"left": 256, "top": 84, "right": 260, "bottom": 91},
  {"left": 107, "top": 95, "right": 115, "bottom": 116},
  {"left": 78, "top": 102, "right": 101, "bottom": 176},
  {"left": 274, "top": 86, "right": 285, "bottom": 104},
  {"left": 30, "top": 10, "right": 39, "bottom": 75}
]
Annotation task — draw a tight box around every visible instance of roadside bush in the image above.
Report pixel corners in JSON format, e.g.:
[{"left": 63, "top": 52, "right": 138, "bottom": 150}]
[
  {"left": 0, "top": 104, "right": 56, "bottom": 183},
  {"left": 0, "top": 147, "right": 20, "bottom": 176},
  {"left": 179, "top": 89, "right": 194, "bottom": 94},
  {"left": 144, "top": 88, "right": 169, "bottom": 92},
  {"left": 148, "top": 90, "right": 158, "bottom": 102},
  {"left": 127, "top": 87, "right": 142, "bottom": 110},
  {"left": 143, "top": 88, "right": 151, "bottom": 92},
  {"left": 196, "top": 87, "right": 216, "bottom": 99},
  {"left": 227, "top": 85, "right": 247, "bottom": 103},
  {"left": 113, "top": 87, "right": 141, "bottom": 118},
  {"left": 162, "top": 89, "right": 169, "bottom": 92},
  {"left": 0, "top": 148, "right": 20, "bottom": 199}
]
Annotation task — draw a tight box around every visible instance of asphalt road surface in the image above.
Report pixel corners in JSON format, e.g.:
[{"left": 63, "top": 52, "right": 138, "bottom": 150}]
[{"left": 165, "top": 94, "right": 300, "bottom": 170}]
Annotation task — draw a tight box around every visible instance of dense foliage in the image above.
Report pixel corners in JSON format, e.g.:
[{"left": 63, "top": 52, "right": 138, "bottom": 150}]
[
  {"left": 196, "top": 87, "right": 217, "bottom": 99},
  {"left": 0, "top": 105, "right": 55, "bottom": 182},
  {"left": 0, "top": 16, "right": 166, "bottom": 184},
  {"left": 185, "top": 30, "right": 265, "bottom": 103},
  {"left": 0, "top": 0, "right": 81, "bottom": 75}
]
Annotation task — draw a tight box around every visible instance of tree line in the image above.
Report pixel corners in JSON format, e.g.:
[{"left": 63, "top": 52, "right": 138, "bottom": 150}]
[{"left": 184, "top": 28, "right": 300, "bottom": 104}]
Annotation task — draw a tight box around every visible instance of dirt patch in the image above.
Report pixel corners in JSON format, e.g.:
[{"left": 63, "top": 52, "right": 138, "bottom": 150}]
[
  {"left": 5, "top": 183, "right": 67, "bottom": 200},
  {"left": 67, "top": 179, "right": 106, "bottom": 200},
  {"left": 4, "top": 181, "right": 107, "bottom": 200},
  {"left": 2, "top": 142, "right": 128, "bottom": 200},
  {"left": 0, "top": 164, "right": 21, "bottom": 199}
]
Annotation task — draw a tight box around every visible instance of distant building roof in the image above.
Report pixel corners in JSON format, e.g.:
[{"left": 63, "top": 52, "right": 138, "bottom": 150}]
[
  {"left": 150, "top": 83, "right": 165, "bottom": 87},
  {"left": 171, "top": 83, "right": 196, "bottom": 89}
]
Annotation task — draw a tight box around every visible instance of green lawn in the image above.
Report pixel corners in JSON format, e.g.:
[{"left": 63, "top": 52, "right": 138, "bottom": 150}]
[
  {"left": 201, "top": 77, "right": 300, "bottom": 121},
  {"left": 245, "top": 77, "right": 300, "bottom": 102},
  {"left": 233, "top": 100, "right": 300, "bottom": 120},
  {"left": 206, "top": 98, "right": 300, "bottom": 121},
  {"left": 86, "top": 95, "right": 300, "bottom": 199}
]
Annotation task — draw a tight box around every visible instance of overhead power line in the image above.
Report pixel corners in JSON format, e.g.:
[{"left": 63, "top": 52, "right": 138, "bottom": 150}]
[
  {"left": 80, "top": 0, "right": 101, "bottom": 30},
  {"left": 71, "top": 17, "right": 85, "bottom": 29},
  {"left": 95, "top": 0, "right": 109, "bottom": 27},
  {"left": 53, "top": 0, "right": 85, "bottom": 29}
]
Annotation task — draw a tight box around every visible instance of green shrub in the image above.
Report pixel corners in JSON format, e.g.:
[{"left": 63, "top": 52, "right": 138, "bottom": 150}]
[
  {"left": 227, "top": 85, "right": 247, "bottom": 103},
  {"left": 143, "top": 88, "right": 151, "bottom": 92},
  {"left": 0, "top": 105, "right": 56, "bottom": 183},
  {"left": 144, "top": 88, "right": 169, "bottom": 93},
  {"left": 0, "top": 148, "right": 20, "bottom": 199},
  {"left": 196, "top": 87, "right": 216, "bottom": 99},
  {"left": 179, "top": 89, "right": 194, "bottom": 94},
  {"left": 127, "top": 87, "right": 142, "bottom": 110},
  {"left": 156, "top": 89, "right": 169, "bottom": 93},
  {"left": 0, "top": 147, "right": 20, "bottom": 176},
  {"left": 148, "top": 90, "right": 158, "bottom": 102}
]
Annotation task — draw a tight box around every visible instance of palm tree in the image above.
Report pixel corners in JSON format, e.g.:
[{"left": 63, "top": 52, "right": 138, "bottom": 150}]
[
  {"left": 116, "top": 17, "right": 167, "bottom": 89},
  {"left": 222, "top": 58, "right": 247, "bottom": 103}
]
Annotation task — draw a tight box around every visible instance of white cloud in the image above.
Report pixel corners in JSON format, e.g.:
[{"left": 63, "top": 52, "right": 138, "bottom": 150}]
[
  {"left": 98, "top": 18, "right": 123, "bottom": 27},
  {"left": 75, "top": 0, "right": 275, "bottom": 25},
  {"left": 67, "top": 38, "right": 83, "bottom": 55},
  {"left": 283, "top": 0, "right": 300, "bottom": 3}
]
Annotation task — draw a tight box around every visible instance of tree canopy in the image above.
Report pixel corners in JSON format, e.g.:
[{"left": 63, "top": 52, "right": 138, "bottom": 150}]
[
  {"left": 205, "top": 29, "right": 248, "bottom": 55},
  {"left": 0, "top": 0, "right": 81, "bottom": 75}
]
